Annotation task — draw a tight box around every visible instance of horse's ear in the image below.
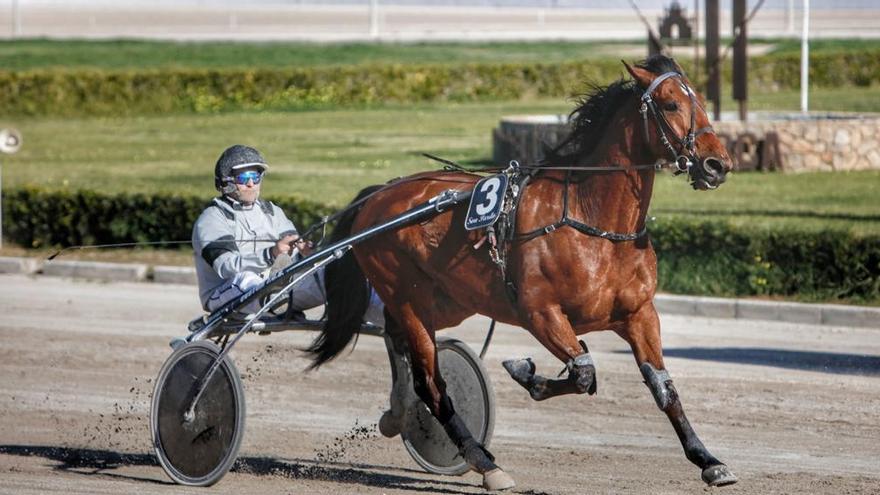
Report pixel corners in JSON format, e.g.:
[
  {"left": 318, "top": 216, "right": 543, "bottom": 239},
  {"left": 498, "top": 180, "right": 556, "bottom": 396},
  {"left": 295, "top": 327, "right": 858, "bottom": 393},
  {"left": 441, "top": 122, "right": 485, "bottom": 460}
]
[{"left": 622, "top": 60, "right": 654, "bottom": 89}]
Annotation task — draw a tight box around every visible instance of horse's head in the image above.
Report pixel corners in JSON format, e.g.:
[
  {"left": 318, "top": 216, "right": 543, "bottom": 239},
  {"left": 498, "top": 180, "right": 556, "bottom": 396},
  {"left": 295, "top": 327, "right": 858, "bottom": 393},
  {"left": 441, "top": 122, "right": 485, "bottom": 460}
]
[{"left": 624, "top": 56, "right": 731, "bottom": 190}]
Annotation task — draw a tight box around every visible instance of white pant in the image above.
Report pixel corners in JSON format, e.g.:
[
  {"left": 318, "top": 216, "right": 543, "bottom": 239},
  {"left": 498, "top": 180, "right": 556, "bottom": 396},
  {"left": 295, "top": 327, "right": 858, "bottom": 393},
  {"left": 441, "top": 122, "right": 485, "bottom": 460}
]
[{"left": 206, "top": 268, "right": 384, "bottom": 325}]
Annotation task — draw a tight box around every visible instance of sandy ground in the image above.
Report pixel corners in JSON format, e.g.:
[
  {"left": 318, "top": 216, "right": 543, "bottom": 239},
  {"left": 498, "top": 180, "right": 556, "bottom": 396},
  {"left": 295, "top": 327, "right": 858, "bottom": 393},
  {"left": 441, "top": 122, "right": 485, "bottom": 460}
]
[{"left": 0, "top": 273, "right": 878, "bottom": 494}]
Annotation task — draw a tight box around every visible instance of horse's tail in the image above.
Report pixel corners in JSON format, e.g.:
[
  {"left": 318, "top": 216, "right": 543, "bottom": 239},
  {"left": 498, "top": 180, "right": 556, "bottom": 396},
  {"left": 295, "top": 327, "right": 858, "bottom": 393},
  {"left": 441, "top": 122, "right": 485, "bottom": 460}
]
[{"left": 306, "top": 184, "right": 384, "bottom": 369}]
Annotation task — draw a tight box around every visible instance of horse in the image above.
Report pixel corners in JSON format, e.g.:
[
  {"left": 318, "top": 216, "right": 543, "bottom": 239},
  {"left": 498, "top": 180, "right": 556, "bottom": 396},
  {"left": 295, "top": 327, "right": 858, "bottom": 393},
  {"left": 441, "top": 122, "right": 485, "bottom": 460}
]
[{"left": 308, "top": 55, "right": 736, "bottom": 491}]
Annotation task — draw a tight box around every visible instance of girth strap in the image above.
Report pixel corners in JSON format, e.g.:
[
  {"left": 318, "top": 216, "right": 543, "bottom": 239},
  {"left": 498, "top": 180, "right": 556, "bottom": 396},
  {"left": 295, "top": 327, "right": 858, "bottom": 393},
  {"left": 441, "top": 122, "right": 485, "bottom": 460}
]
[
  {"left": 513, "top": 171, "right": 648, "bottom": 244},
  {"left": 516, "top": 217, "right": 648, "bottom": 243}
]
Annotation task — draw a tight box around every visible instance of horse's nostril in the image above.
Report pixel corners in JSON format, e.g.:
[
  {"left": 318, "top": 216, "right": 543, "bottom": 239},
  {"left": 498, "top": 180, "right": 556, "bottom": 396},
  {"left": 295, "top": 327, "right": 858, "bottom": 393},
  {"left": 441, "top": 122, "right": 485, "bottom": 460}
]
[{"left": 703, "top": 157, "right": 724, "bottom": 175}]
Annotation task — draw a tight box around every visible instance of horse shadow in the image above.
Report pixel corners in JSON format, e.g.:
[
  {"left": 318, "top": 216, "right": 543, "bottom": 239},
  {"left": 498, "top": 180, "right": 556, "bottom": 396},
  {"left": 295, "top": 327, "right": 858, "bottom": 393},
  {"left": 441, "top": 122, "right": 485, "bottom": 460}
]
[
  {"left": 0, "top": 444, "right": 507, "bottom": 494},
  {"left": 654, "top": 347, "right": 880, "bottom": 376}
]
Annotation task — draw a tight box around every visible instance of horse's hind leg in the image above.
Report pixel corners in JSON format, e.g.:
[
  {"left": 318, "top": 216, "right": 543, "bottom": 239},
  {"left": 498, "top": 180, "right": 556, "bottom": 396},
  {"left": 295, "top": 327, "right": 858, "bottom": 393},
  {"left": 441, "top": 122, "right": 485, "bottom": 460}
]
[
  {"left": 621, "top": 303, "right": 738, "bottom": 487},
  {"left": 384, "top": 304, "right": 515, "bottom": 491},
  {"left": 377, "top": 310, "right": 412, "bottom": 439},
  {"left": 503, "top": 306, "right": 598, "bottom": 400}
]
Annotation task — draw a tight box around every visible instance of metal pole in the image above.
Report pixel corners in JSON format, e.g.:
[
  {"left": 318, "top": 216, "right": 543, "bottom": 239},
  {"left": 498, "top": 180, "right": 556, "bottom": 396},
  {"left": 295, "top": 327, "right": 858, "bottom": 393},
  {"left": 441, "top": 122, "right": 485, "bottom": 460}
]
[
  {"left": 733, "top": 0, "right": 748, "bottom": 122},
  {"left": 693, "top": 0, "right": 700, "bottom": 82},
  {"left": 184, "top": 254, "right": 338, "bottom": 422},
  {"left": 787, "top": 0, "right": 795, "bottom": 36},
  {"left": 11, "top": 0, "right": 21, "bottom": 38},
  {"left": 800, "top": 0, "right": 810, "bottom": 114},
  {"left": 705, "top": 0, "right": 720, "bottom": 121}
]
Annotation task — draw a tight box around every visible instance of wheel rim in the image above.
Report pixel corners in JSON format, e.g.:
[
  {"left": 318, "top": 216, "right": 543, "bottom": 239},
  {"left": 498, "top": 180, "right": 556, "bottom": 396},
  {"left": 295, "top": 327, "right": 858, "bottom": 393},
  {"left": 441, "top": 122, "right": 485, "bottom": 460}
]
[{"left": 151, "top": 341, "right": 245, "bottom": 486}]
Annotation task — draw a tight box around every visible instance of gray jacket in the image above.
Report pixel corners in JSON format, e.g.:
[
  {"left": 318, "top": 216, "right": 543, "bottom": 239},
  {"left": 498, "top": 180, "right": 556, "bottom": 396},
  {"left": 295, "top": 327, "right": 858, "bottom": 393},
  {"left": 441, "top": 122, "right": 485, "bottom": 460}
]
[{"left": 192, "top": 196, "right": 297, "bottom": 310}]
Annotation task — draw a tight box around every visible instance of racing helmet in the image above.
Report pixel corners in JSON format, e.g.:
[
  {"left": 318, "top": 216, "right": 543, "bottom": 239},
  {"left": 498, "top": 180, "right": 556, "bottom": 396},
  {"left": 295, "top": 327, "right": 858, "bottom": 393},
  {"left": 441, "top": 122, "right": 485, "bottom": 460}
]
[{"left": 214, "top": 144, "right": 269, "bottom": 194}]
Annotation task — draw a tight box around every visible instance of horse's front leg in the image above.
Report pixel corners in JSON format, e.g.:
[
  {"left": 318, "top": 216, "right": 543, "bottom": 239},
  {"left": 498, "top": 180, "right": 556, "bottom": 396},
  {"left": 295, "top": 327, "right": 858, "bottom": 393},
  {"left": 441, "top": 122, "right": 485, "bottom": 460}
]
[
  {"left": 620, "top": 303, "right": 738, "bottom": 487},
  {"left": 503, "top": 305, "right": 598, "bottom": 400}
]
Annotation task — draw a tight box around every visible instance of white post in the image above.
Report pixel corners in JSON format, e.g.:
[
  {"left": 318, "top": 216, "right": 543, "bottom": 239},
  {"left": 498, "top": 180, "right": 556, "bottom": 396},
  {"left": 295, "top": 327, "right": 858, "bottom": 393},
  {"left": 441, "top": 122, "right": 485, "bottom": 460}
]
[
  {"left": 800, "top": 0, "right": 810, "bottom": 114},
  {"left": 0, "top": 129, "right": 22, "bottom": 250},
  {"left": 369, "top": 0, "right": 379, "bottom": 40},
  {"left": 11, "top": 0, "right": 21, "bottom": 38},
  {"left": 787, "top": 0, "right": 795, "bottom": 35}
]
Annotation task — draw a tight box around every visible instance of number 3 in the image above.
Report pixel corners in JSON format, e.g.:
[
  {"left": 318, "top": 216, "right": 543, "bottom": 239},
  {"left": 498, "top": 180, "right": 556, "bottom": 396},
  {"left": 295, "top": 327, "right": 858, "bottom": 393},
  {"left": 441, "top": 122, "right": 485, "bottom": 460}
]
[{"left": 475, "top": 177, "right": 501, "bottom": 215}]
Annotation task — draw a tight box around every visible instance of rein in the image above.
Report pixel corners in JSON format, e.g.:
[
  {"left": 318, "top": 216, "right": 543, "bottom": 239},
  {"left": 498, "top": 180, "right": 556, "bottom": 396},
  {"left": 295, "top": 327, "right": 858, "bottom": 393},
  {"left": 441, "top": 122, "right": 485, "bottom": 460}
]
[
  {"left": 423, "top": 152, "right": 669, "bottom": 174},
  {"left": 317, "top": 72, "right": 709, "bottom": 246},
  {"left": 422, "top": 157, "right": 667, "bottom": 243},
  {"left": 311, "top": 155, "right": 665, "bottom": 246}
]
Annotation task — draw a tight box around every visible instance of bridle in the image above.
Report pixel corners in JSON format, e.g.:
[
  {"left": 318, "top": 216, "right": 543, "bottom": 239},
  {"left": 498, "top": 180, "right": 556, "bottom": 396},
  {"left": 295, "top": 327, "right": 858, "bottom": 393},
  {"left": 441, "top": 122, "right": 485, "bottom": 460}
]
[
  {"left": 513, "top": 72, "right": 720, "bottom": 245},
  {"left": 638, "top": 71, "right": 715, "bottom": 175}
]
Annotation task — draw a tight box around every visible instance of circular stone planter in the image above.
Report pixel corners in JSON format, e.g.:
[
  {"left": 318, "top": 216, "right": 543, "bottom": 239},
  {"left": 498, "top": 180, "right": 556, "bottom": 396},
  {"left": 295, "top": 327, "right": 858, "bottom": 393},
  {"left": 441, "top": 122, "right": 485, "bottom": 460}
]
[{"left": 492, "top": 112, "right": 880, "bottom": 172}]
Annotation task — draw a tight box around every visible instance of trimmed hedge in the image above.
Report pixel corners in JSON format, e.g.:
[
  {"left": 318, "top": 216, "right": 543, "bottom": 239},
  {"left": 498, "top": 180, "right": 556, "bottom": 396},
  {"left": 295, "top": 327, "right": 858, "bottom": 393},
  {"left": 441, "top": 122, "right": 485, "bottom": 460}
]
[
  {"left": 0, "top": 62, "right": 621, "bottom": 117},
  {"left": 2, "top": 50, "right": 879, "bottom": 117},
  {"left": 2, "top": 187, "right": 332, "bottom": 249},
  {"left": 749, "top": 49, "right": 880, "bottom": 90},
  {"left": 650, "top": 218, "right": 880, "bottom": 303},
  {"left": 3, "top": 188, "right": 878, "bottom": 304}
]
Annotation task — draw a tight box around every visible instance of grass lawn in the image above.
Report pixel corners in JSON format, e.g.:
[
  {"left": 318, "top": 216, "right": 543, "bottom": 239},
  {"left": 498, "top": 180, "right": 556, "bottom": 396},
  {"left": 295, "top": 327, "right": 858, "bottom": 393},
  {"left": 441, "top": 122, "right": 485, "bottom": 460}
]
[
  {"left": 651, "top": 170, "right": 880, "bottom": 234},
  {"left": 0, "top": 39, "right": 650, "bottom": 72},
  {"left": 5, "top": 99, "right": 572, "bottom": 203},
  {"left": 767, "top": 38, "right": 880, "bottom": 56},
  {"left": 4, "top": 88, "right": 880, "bottom": 237},
  {"left": 727, "top": 88, "right": 880, "bottom": 114},
  {"left": 2, "top": 38, "right": 877, "bottom": 72}
]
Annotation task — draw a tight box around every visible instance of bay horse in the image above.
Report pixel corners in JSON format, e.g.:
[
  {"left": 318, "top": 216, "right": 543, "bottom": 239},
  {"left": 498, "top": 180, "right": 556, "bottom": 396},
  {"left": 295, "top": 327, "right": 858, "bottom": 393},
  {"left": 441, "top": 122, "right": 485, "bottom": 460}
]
[{"left": 309, "top": 55, "right": 736, "bottom": 490}]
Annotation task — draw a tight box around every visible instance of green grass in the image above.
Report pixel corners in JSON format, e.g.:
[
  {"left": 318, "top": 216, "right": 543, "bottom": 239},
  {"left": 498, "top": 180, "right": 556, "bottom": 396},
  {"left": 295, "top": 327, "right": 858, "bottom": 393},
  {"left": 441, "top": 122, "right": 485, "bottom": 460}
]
[
  {"left": 0, "top": 39, "right": 648, "bottom": 72},
  {"left": 5, "top": 87, "right": 880, "bottom": 235},
  {"left": 651, "top": 171, "right": 880, "bottom": 234},
  {"left": 3, "top": 99, "right": 566, "bottom": 204},
  {"left": 767, "top": 38, "right": 880, "bottom": 56},
  {"left": 720, "top": 86, "right": 880, "bottom": 114},
  {"left": 4, "top": 38, "right": 879, "bottom": 72}
]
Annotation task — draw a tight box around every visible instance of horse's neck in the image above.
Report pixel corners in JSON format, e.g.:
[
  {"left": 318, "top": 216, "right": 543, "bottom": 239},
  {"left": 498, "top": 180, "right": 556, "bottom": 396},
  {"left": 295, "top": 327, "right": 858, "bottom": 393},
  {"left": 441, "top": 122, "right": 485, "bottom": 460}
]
[{"left": 570, "top": 111, "right": 656, "bottom": 234}]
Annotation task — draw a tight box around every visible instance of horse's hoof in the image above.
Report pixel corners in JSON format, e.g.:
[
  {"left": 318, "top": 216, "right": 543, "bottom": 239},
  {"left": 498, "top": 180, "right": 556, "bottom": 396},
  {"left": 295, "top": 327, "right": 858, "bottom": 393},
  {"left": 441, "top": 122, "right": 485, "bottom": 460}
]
[
  {"left": 701, "top": 464, "right": 738, "bottom": 487},
  {"left": 502, "top": 358, "right": 535, "bottom": 383},
  {"left": 483, "top": 468, "right": 516, "bottom": 491},
  {"left": 378, "top": 410, "right": 401, "bottom": 438}
]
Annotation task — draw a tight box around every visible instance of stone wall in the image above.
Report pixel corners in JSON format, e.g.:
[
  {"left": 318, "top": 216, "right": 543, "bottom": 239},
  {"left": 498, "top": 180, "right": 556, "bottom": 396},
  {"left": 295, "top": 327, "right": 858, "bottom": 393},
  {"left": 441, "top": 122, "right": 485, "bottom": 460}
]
[
  {"left": 492, "top": 113, "right": 880, "bottom": 172},
  {"left": 713, "top": 114, "right": 880, "bottom": 172}
]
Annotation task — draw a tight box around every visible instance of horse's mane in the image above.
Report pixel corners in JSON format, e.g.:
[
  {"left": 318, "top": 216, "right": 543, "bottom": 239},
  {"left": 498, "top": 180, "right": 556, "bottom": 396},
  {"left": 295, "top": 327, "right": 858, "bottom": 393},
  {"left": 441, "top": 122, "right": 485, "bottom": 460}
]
[{"left": 544, "top": 54, "right": 684, "bottom": 165}]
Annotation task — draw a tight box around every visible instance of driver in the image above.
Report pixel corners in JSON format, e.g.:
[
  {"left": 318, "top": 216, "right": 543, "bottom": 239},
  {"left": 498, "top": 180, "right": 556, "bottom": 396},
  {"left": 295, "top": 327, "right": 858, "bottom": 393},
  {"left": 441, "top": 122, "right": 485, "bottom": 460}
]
[{"left": 192, "top": 144, "right": 326, "bottom": 315}]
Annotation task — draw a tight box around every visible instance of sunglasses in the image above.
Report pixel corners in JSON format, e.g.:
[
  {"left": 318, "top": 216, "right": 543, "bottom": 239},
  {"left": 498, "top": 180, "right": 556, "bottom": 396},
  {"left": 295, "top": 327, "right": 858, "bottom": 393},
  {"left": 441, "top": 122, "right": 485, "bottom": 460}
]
[{"left": 233, "top": 170, "right": 263, "bottom": 185}]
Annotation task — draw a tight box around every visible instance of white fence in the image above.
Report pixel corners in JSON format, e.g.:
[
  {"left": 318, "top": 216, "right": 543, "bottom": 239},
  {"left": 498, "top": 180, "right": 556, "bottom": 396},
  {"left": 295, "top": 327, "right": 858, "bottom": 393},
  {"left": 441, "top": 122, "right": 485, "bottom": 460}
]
[{"left": 2, "top": 0, "right": 878, "bottom": 41}]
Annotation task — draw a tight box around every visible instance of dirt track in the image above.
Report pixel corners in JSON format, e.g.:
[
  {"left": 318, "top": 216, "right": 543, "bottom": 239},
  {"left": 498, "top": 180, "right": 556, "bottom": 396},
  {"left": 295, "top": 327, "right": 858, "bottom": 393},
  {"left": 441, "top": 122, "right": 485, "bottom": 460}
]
[{"left": 1, "top": 274, "right": 878, "bottom": 494}]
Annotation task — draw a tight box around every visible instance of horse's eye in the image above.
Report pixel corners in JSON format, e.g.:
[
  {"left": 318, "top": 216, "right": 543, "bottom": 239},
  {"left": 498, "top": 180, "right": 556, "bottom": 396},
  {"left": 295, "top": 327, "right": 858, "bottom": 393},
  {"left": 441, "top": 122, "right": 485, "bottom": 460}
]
[{"left": 663, "top": 101, "right": 679, "bottom": 112}]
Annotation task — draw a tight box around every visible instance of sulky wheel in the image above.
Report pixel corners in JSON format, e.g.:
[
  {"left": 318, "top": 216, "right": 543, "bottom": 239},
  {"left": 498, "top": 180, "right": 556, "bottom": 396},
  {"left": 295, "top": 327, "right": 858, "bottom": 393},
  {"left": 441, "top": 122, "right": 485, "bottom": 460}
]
[
  {"left": 401, "top": 336, "right": 496, "bottom": 476},
  {"left": 150, "top": 340, "right": 245, "bottom": 486}
]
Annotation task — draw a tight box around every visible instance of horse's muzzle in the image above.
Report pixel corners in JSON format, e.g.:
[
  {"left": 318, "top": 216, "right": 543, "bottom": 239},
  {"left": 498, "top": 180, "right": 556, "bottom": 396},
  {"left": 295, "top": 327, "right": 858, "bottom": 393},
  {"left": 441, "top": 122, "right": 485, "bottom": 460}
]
[{"left": 689, "top": 157, "right": 728, "bottom": 190}]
